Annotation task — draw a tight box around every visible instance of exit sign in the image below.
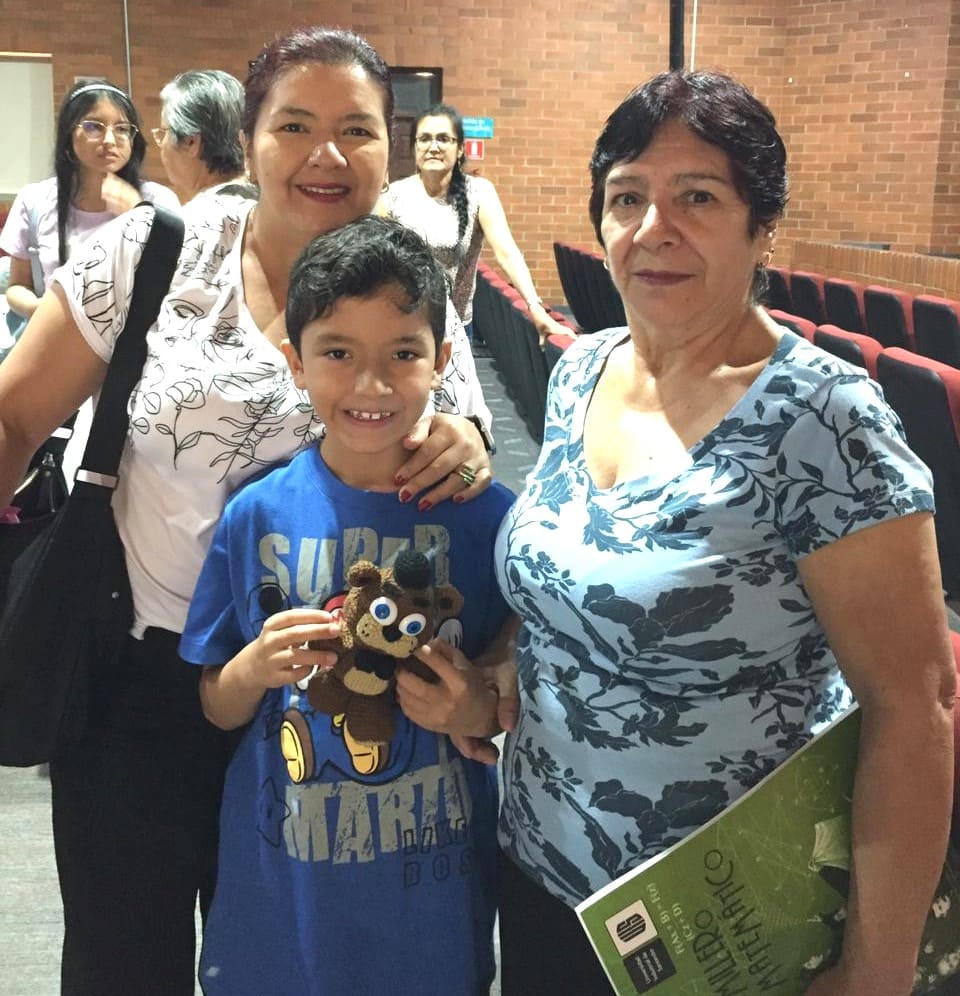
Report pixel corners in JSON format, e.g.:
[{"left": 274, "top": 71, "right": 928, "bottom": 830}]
[{"left": 464, "top": 139, "right": 485, "bottom": 160}]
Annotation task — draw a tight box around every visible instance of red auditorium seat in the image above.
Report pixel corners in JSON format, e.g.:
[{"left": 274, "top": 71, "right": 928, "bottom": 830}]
[
  {"left": 504, "top": 297, "right": 549, "bottom": 424},
  {"left": 553, "top": 241, "right": 594, "bottom": 331},
  {"left": 477, "top": 262, "right": 514, "bottom": 296},
  {"left": 876, "top": 348, "right": 960, "bottom": 597},
  {"left": 579, "top": 248, "right": 626, "bottom": 331},
  {"left": 813, "top": 325, "right": 883, "bottom": 378},
  {"left": 543, "top": 331, "right": 576, "bottom": 377},
  {"left": 789, "top": 271, "right": 828, "bottom": 326},
  {"left": 472, "top": 264, "right": 576, "bottom": 444},
  {"left": 863, "top": 285, "right": 915, "bottom": 350},
  {"left": 474, "top": 263, "right": 516, "bottom": 360},
  {"left": 768, "top": 309, "right": 816, "bottom": 342},
  {"left": 913, "top": 296, "right": 960, "bottom": 369},
  {"left": 553, "top": 241, "right": 625, "bottom": 333},
  {"left": 823, "top": 278, "right": 866, "bottom": 333}
]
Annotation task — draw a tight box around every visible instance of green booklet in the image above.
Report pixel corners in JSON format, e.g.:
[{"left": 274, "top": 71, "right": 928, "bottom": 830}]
[{"left": 575, "top": 707, "right": 960, "bottom": 995}]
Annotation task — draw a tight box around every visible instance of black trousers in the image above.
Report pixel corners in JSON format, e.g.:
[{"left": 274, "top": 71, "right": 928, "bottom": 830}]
[
  {"left": 497, "top": 851, "right": 615, "bottom": 996},
  {"left": 49, "top": 628, "right": 240, "bottom": 996}
]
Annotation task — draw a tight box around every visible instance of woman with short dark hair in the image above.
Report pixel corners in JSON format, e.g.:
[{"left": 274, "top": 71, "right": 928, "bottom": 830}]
[
  {"left": 0, "top": 27, "right": 492, "bottom": 995},
  {"left": 406, "top": 70, "right": 956, "bottom": 996}
]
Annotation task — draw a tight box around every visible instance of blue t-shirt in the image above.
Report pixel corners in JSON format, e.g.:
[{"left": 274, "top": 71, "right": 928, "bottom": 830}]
[
  {"left": 181, "top": 446, "right": 514, "bottom": 995},
  {"left": 495, "top": 328, "right": 935, "bottom": 907}
]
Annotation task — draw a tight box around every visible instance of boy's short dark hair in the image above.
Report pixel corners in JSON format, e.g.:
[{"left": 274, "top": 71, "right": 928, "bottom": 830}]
[{"left": 286, "top": 216, "right": 449, "bottom": 354}]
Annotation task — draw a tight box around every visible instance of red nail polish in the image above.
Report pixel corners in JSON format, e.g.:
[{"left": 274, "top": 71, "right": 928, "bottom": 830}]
[
  {"left": 418, "top": 499, "right": 432, "bottom": 512},
  {"left": 453, "top": 494, "right": 465, "bottom": 504},
  {"left": 398, "top": 489, "right": 412, "bottom": 503},
  {"left": 394, "top": 474, "right": 407, "bottom": 487}
]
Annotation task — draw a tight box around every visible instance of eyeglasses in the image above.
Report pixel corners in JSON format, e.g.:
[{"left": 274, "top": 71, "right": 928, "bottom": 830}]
[
  {"left": 415, "top": 133, "right": 456, "bottom": 148},
  {"left": 77, "top": 119, "right": 138, "bottom": 143},
  {"left": 151, "top": 126, "right": 168, "bottom": 147}
]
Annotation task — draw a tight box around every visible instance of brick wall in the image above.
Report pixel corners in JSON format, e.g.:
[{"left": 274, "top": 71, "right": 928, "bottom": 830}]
[
  {"left": 931, "top": 2, "right": 960, "bottom": 255},
  {"left": 792, "top": 240, "right": 960, "bottom": 297},
  {"left": 685, "top": 1, "right": 957, "bottom": 271},
  {"left": 773, "top": 1, "right": 953, "bottom": 260},
  {"left": 3, "top": 0, "right": 956, "bottom": 302}
]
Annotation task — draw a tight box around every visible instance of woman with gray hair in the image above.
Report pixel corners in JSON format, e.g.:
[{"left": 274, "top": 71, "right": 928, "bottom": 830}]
[{"left": 153, "top": 69, "right": 246, "bottom": 203}]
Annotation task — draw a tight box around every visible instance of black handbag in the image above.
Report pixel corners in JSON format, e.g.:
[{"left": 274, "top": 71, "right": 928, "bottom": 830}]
[
  {"left": 0, "top": 205, "right": 184, "bottom": 766},
  {"left": 0, "top": 412, "right": 77, "bottom": 608}
]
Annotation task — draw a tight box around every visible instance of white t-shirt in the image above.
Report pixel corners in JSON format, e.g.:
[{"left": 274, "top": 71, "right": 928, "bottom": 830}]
[
  {"left": 0, "top": 175, "right": 180, "bottom": 289},
  {"left": 52, "top": 196, "right": 490, "bottom": 637},
  {"left": 383, "top": 173, "right": 489, "bottom": 325}
]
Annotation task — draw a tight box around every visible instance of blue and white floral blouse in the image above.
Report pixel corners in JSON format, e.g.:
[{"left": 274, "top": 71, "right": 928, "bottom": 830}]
[{"left": 494, "top": 327, "right": 935, "bottom": 907}]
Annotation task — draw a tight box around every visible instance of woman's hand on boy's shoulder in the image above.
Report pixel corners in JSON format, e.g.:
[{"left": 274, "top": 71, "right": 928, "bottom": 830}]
[{"left": 395, "top": 413, "right": 491, "bottom": 509}]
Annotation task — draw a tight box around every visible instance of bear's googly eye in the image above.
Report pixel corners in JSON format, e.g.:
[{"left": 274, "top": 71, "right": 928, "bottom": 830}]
[
  {"left": 399, "top": 613, "right": 427, "bottom": 637},
  {"left": 370, "top": 596, "right": 398, "bottom": 624}
]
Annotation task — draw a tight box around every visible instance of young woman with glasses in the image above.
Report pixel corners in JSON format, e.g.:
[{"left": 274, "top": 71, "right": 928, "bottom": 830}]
[
  {"left": 0, "top": 79, "right": 180, "bottom": 528},
  {"left": 0, "top": 79, "right": 179, "bottom": 325},
  {"left": 381, "top": 102, "right": 568, "bottom": 342}
]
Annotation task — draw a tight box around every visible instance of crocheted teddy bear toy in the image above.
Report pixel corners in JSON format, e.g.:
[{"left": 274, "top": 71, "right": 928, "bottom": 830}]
[{"left": 306, "top": 548, "right": 464, "bottom": 747}]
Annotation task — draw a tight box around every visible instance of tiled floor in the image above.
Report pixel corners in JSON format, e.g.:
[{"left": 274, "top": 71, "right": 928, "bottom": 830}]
[
  {"left": 0, "top": 765, "right": 60, "bottom": 996},
  {"left": 477, "top": 343, "right": 543, "bottom": 495}
]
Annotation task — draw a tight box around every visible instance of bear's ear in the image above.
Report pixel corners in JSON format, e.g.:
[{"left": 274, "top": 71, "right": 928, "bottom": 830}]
[
  {"left": 434, "top": 584, "right": 464, "bottom": 620},
  {"left": 347, "top": 560, "right": 383, "bottom": 587}
]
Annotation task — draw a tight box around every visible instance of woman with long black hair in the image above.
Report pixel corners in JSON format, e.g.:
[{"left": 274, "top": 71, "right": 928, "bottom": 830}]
[{"left": 0, "top": 79, "right": 178, "bottom": 325}]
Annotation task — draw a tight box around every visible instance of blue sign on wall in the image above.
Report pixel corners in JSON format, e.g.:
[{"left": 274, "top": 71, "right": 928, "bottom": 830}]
[{"left": 462, "top": 116, "right": 494, "bottom": 139}]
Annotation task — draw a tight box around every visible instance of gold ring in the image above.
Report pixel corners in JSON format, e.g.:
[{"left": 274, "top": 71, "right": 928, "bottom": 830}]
[{"left": 456, "top": 463, "right": 477, "bottom": 487}]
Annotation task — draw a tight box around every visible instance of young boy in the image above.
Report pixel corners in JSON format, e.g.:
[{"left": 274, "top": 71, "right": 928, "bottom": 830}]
[{"left": 179, "top": 216, "right": 515, "bottom": 996}]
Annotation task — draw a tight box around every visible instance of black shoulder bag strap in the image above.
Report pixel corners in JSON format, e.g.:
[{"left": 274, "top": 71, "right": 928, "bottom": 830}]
[
  {"left": 0, "top": 206, "right": 185, "bottom": 767},
  {"left": 75, "top": 204, "right": 184, "bottom": 489}
]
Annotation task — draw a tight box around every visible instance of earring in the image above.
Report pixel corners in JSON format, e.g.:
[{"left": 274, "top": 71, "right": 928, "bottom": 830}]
[
  {"left": 381, "top": 179, "right": 390, "bottom": 194},
  {"left": 602, "top": 257, "right": 610, "bottom": 271}
]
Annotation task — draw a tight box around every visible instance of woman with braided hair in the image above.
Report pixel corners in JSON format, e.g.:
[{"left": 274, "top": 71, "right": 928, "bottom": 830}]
[{"left": 382, "top": 103, "right": 568, "bottom": 341}]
